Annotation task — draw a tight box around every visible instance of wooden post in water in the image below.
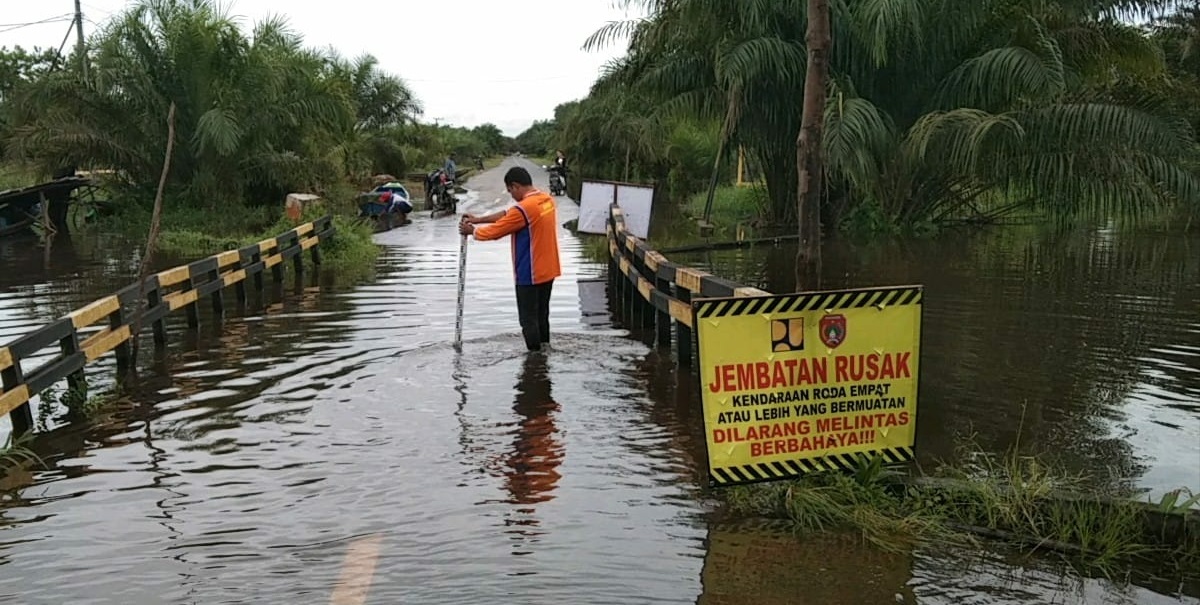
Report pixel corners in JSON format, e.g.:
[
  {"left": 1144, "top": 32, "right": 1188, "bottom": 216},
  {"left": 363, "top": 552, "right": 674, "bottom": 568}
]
[
  {"left": 235, "top": 250, "right": 250, "bottom": 305},
  {"left": 60, "top": 331, "right": 86, "bottom": 399},
  {"left": 109, "top": 303, "right": 130, "bottom": 374},
  {"left": 675, "top": 284, "right": 693, "bottom": 368},
  {"left": 148, "top": 286, "right": 167, "bottom": 345},
  {"left": 271, "top": 242, "right": 284, "bottom": 283},
  {"left": 209, "top": 265, "right": 224, "bottom": 319},
  {"left": 1, "top": 362, "right": 33, "bottom": 436},
  {"left": 182, "top": 277, "right": 199, "bottom": 329},
  {"left": 655, "top": 275, "right": 671, "bottom": 348},
  {"left": 252, "top": 249, "right": 264, "bottom": 293}
]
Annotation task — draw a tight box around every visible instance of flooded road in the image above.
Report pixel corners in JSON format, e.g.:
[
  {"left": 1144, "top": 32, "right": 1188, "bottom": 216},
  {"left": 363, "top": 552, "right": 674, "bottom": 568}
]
[{"left": 0, "top": 157, "right": 1196, "bottom": 603}]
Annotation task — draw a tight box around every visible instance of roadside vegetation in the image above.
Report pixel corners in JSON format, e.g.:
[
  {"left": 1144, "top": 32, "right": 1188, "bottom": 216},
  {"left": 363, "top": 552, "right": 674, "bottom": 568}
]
[
  {"left": 0, "top": 0, "right": 514, "bottom": 269},
  {"left": 520, "top": 0, "right": 1200, "bottom": 243},
  {"left": 723, "top": 438, "right": 1200, "bottom": 585}
]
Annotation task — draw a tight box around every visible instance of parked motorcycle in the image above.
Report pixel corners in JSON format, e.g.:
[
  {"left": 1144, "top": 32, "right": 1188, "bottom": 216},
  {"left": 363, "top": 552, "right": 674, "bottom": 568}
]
[{"left": 425, "top": 168, "right": 457, "bottom": 218}]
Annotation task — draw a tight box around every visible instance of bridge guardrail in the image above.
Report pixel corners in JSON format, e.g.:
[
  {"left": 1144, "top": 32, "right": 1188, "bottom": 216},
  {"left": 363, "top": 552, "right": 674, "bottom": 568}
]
[
  {"left": 1, "top": 215, "right": 334, "bottom": 434},
  {"left": 605, "top": 203, "right": 769, "bottom": 366}
]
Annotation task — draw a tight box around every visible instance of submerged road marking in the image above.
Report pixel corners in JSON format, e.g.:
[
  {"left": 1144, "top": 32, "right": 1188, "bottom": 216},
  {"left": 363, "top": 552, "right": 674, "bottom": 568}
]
[{"left": 329, "top": 534, "right": 383, "bottom": 605}]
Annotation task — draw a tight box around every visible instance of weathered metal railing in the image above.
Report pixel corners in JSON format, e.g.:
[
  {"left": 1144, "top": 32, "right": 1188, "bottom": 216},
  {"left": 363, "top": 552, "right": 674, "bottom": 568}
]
[
  {"left": 605, "top": 204, "right": 769, "bottom": 366},
  {"left": 0, "top": 215, "right": 334, "bottom": 434}
]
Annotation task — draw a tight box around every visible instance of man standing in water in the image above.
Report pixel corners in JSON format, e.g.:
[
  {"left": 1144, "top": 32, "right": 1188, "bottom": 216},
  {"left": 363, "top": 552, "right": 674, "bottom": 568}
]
[{"left": 459, "top": 166, "right": 561, "bottom": 351}]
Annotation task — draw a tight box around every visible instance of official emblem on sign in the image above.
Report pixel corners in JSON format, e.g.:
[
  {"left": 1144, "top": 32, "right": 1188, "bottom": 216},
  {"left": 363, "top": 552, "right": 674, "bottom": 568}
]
[
  {"left": 770, "top": 318, "right": 804, "bottom": 352},
  {"left": 819, "top": 314, "right": 846, "bottom": 348}
]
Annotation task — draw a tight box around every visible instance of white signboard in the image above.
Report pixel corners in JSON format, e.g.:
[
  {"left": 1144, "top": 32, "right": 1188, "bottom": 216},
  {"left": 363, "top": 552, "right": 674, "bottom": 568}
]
[
  {"left": 577, "top": 181, "right": 616, "bottom": 235},
  {"left": 575, "top": 179, "right": 655, "bottom": 239},
  {"left": 615, "top": 183, "right": 653, "bottom": 239}
]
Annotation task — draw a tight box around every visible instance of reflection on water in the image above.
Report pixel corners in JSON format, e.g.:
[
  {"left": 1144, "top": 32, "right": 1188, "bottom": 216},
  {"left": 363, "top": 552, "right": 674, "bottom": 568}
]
[
  {"left": 502, "top": 353, "right": 564, "bottom": 508},
  {"left": 0, "top": 160, "right": 1196, "bottom": 603},
  {"left": 678, "top": 226, "right": 1200, "bottom": 500},
  {"left": 702, "top": 521, "right": 1195, "bottom": 605}
]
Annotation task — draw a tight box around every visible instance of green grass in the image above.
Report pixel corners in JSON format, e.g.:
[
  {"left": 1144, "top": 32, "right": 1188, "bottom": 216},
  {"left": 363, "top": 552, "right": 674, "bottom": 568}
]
[
  {"left": 683, "top": 184, "right": 772, "bottom": 239},
  {"left": 0, "top": 162, "right": 40, "bottom": 190},
  {"left": 87, "top": 191, "right": 381, "bottom": 282},
  {"left": 723, "top": 435, "right": 1200, "bottom": 582},
  {"left": 0, "top": 431, "right": 44, "bottom": 476}
]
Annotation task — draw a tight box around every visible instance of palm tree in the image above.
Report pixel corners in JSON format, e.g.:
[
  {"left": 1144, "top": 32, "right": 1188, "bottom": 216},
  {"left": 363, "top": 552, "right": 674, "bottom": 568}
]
[
  {"left": 577, "top": 0, "right": 1200, "bottom": 231},
  {"left": 3, "top": 0, "right": 392, "bottom": 208}
]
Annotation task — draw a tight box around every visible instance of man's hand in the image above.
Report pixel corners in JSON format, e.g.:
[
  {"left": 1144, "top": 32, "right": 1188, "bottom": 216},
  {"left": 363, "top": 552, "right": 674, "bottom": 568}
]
[{"left": 458, "top": 220, "right": 475, "bottom": 236}]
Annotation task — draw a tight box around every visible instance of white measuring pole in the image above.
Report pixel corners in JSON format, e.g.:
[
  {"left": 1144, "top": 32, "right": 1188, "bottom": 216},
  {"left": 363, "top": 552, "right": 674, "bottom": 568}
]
[{"left": 453, "top": 230, "right": 468, "bottom": 349}]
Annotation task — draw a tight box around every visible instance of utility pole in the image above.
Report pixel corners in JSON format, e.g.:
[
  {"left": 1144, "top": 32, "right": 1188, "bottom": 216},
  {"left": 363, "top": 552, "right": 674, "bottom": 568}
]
[{"left": 74, "top": 0, "right": 88, "bottom": 81}]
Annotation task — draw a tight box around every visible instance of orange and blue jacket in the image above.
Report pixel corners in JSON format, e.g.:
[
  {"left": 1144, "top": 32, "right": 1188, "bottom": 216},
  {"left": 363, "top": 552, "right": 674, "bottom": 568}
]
[{"left": 473, "top": 191, "right": 562, "bottom": 286}]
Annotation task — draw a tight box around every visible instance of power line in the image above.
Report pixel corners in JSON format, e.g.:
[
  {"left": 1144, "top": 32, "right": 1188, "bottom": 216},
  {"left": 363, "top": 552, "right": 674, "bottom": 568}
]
[{"left": 0, "top": 14, "right": 75, "bottom": 35}]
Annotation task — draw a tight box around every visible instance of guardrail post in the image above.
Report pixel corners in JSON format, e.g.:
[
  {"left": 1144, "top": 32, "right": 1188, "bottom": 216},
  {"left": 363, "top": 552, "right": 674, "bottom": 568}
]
[
  {"left": 208, "top": 266, "right": 224, "bottom": 318},
  {"left": 2, "top": 362, "right": 33, "bottom": 436},
  {"left": 182, "top": 277, "right": 199, "bottom": 329},
  {"left": 655, "top": 275, "right": 671, "bottom": 348},
  {"left": 59, "top": 331, "right": 87, "bottom": 399},
  {"left": 235, "top": 249, "right": 250, "bottom": 305},
  {"left": 148, "top": 285, "right": 167, "bottom": 345},
  {"left": 675, "top": 284, "right": 693, "bottom": 368},
  {"left": 109, "top": 304, "right": 131, "bottom": 373},
  {"left": 293, "top": 238, "right": 304, "bottom": 281},
  {"left": 252, "top": 248, "right": 265, "bottom": 293},
  {"left": 638, "top": 275, "right": 654, "bottom": 332},
  {"left": 311, "top": 234, "right": 323, "bottom": 266},
  {"left": 270, "top": 240, "right": 284, "bottom": 283}
]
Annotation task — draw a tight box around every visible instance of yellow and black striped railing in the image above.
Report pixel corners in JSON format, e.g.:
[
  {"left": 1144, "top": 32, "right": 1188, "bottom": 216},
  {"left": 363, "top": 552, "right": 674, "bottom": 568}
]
[
  {"left": 605, "top": 204, "right": 769, "bottom": 366},
  {"left": 0, "top": 215, "right": 334, "bottom": 434},
  {"left": 605, "top": 206, "right": 919, "bottom": 487}
]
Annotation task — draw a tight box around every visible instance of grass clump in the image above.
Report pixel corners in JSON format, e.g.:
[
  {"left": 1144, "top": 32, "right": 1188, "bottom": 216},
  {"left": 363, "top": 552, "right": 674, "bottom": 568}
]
[
  {"left": 88, "top": 192, "right": 381, "bottom": 281},
  {"left": 683, "top": 185, "right": 772, "bottom": 239},
  {"left": 724, "top": 439, "right": 1200, "bottom": 583},
  {"left": 725, "top": 455, "right": 967, "bottom": 553},
  {"left": 0, "top": 431, "right": 44, "bottom": 477}
]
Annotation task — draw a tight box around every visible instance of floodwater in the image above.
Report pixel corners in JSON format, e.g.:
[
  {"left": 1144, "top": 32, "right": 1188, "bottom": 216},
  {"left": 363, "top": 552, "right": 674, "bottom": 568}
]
[
  {"left": 0, "top": 157, "right": 1195, "bottom": 604},
  {"left": 676, "top": 221, "right": 1200, "bottom": 501}
]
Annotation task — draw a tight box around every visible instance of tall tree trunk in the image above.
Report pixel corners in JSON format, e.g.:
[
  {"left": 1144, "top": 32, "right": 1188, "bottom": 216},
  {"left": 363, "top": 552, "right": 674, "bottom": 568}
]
[
  {"left": 795, "top": 0, "right": 831, "bottom": 290},
  {"left": 130, "top": 102, "right": 177, "bottom": 365}
]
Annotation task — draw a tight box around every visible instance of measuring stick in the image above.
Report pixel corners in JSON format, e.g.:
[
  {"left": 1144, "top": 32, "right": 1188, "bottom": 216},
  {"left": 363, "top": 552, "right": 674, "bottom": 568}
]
[{"left": 453, "top": 230, "right": 468, "bottom": 349}]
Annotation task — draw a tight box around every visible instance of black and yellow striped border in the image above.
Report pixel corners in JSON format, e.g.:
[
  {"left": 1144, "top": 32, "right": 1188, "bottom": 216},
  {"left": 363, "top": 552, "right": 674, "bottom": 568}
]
[
  {"left": 710, "top": 447, "right": 915, "bottom": 486},
  {"left": 1, "top": 216, "right": 333, "bottom": 423},
  {"left": 694, "top": 286, "right": 922, "bottom": 320}
]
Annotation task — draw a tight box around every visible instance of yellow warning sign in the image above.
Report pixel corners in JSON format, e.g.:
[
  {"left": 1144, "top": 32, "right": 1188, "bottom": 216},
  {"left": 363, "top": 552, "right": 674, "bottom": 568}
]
[{"left": 693, "top": 286, "right": 923, "bottom": 486}]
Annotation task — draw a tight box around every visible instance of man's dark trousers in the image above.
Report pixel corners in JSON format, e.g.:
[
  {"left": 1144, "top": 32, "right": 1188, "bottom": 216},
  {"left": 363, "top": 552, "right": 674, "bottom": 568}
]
[{"left": 515, "top": 280, "right": 554, "bottom": 351}]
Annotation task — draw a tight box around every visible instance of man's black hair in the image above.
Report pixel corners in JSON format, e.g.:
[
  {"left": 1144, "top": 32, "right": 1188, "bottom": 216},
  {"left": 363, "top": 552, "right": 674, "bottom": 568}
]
[{"left": 504, "top": 166, "right": 533, "bottom": 187}]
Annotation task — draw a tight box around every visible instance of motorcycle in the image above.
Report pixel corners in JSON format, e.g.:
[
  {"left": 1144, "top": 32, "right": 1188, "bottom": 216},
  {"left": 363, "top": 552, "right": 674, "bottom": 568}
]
[
  {"left": 424, "top": 168, "right": 457, "bottom": 218},
  {"left": 544, "top": 164, "right": 567, "bottom": 197}
]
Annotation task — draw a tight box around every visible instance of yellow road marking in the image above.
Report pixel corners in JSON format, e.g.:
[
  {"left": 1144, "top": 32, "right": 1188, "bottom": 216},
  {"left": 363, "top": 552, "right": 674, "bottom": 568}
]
[{"left": 329, "top": 534, "right": 383, "bottom": 605}]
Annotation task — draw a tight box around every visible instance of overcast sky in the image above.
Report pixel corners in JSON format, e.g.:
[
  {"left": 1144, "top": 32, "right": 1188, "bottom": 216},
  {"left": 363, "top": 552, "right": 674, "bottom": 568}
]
[{"left": 0, "top": 0, "right": 645, "bottom": 136}]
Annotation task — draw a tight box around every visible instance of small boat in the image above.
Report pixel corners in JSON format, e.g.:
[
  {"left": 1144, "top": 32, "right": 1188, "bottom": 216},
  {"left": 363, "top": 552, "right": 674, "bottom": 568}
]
[{"left": 358, "top": 181, "right": 414, "bottom": 232}]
